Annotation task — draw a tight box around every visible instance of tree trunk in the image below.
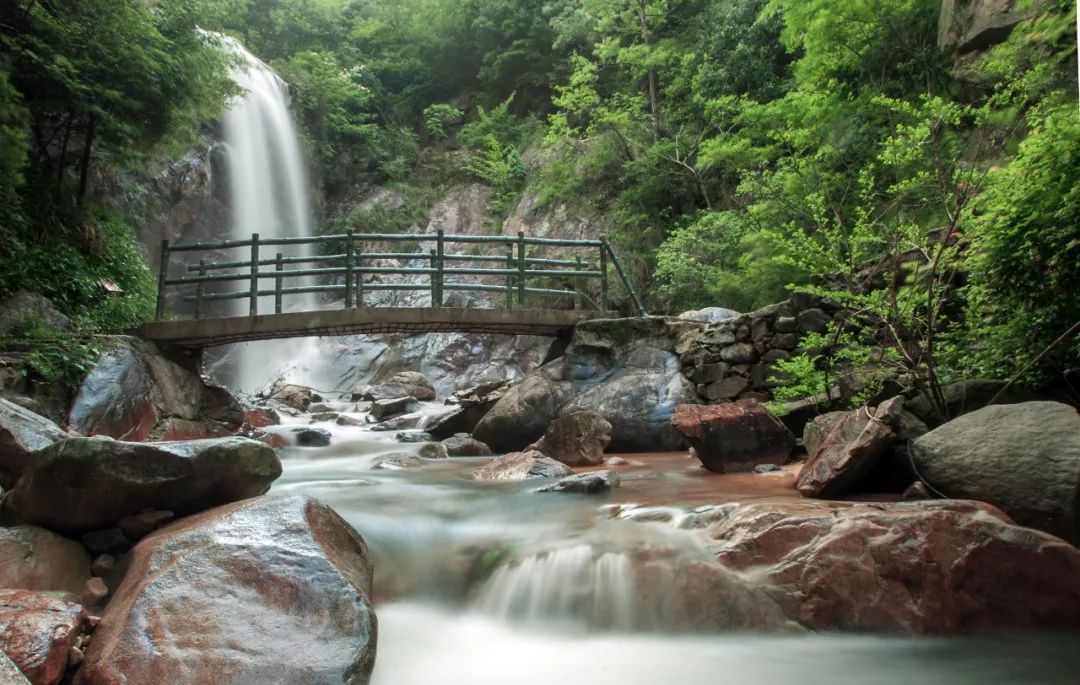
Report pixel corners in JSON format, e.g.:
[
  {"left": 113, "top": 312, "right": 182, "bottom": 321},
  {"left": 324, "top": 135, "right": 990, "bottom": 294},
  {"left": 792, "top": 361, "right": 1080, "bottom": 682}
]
[
  {"left": 56, "top": 114, "right": 73, "bottom": 192},
  {"left": 634, "top": 1, "right": 662, "bottom": 136},
  {"left": 76, "top": 115, "right": 97, "bottom": 208}
]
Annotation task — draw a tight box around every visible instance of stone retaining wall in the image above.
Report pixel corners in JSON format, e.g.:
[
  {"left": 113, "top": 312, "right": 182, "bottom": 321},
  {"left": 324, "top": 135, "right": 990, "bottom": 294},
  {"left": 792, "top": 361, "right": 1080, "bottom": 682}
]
[{"left": 677, "top": 296, "right": 842, "bottom": 405}]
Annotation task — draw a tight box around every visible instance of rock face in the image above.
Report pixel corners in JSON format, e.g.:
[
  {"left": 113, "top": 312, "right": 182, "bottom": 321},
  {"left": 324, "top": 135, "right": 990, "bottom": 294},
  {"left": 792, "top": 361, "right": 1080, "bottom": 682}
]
[
  {"left": 0, "top": 291, "right": 69, "bottom": 336},
  {"left": 67, "top": 337, "right": 243, "bottom": 442},
  {"left": 531, "top": 411, "right": 612, "bottom": 466},
  {"left": 0, "top": 526, "right": 91, "bottom": 596},
  {"left": 10, "top": 436, "right": 281, "bottom": 533},
  {"left": 0, "top": 398, "right": 71, "bottom": 489},
  {"left": 672, "top": 400, "right": 794, "bottom": 473},
  {"left": 76, "top": 495, "right": 377, "bottom": 685},
  {"left": 0, "top": 590, "right": 87, "bottom": 685},
  {"left": 474, "top": 318, "right": 701, "bottom": 453},
  {"left": 535, "top": 470, "right": 620, "bottom": 494},
  {"left": 473, "top": 450, "right": 573, "bottom": 481},
  {"left": 707, "top": 499, "right": 1080, "bottom": 633},
  {"left": 801, "top": 411, "right": 846, "bottom": 456},
  {"left": 939, "top": 0, "right": 1044, "bottom": 54},
  {"left": 356, "top": 371, "right": 436, "bottom": 402},
  {"left": 0, "top": 650, "right": 30, "bottom": 684},
  {"left": 911, "top": 402, "right": 1080, "bottom": 543}
]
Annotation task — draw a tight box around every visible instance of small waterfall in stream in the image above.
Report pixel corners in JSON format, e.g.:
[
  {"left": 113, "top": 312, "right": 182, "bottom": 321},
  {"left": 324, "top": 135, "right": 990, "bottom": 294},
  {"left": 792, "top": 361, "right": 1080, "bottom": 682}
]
[{"left": 216, "top": 36, "right": 321, "bottom": 395}]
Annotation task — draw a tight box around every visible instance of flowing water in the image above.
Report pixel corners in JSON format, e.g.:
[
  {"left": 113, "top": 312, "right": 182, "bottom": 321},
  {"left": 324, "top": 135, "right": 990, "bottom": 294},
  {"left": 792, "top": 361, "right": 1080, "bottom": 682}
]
[
  {"left": 266, "top": 400, "right": 1080, "bottom": 685},
  {"left": 215, "top": 35, "right": 321, "bottom": 395}
]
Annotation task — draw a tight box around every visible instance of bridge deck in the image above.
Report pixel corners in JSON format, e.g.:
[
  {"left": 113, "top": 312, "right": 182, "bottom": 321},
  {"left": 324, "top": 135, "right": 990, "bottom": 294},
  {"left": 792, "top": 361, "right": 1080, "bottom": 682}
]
[{"left": 137, "top": 307, "right": 611, "bottom": 348}]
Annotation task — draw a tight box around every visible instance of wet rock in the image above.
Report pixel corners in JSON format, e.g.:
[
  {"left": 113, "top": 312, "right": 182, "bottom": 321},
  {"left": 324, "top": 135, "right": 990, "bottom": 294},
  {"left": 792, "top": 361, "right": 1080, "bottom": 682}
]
[
  {"left": 707, "top": 499, "right": 1080, "bottom": 633},
  {"left": 356, "top": 371, "right": 436, "bottom": 402},
  {"left": 0, "top": 398, "right": 71, "bottom": 490},
  {"left": 293, "top": 427, "right": 332, "bottom": 447},
  {"left": 10, "top": 436, "right": 281, "bottom": 533},
  {"left": 75, "top": 495, "right": 377, "bottom": 685},
  {"left": 67, "top": 337, "right": 243, "bottom": 442},
  {"left": 0, "top": 650, "right": 29, "bottom": 684},
  {"left": 473, "top": 370, "right": 568, "bottom": 453},
  {"left": 81, "top": 528, "right": 129, "bottom": 555},
  {"left": 264, "top": 383, "right": 316, "bottom": 412},
  {"left": 117, "top": 510, "right": 174, "bottom": 540},
  {"left": 370, "top": 396, "right": 418, "bottom": 420},
  {"left": 677, "top": 307, "right": 739, "bottom": 323},
  {"left": 473, "top": 450, "right": 573, "bottom": 481},
  {"left": 911, "top": 401, "right": 1080, "bottom": 542},
  {"left": 605, "top": 456, "right": 628, "bottom": 466},
  {"left": 417, "top": 442, "right": 449, "bottom": 459},
  {"left": 672, "top": 400, "right": 794, "bottom": 473},
  {"left": 755, "top": 464, "right": 782, "bottom": 474},
  {"left": 441, "top": 435, "right": 493, "bottom": 457},
  {"left": 396, "top": 431, "right": 433, "bottom": 444},
  {"left": 535, "top": 470, "right": 620, "bottom": 494},
  {"left": 373, "top": 455, "right": 427, "bottom": 470},
  {"left": 371, "top": 414, "right": 421, "bottom": 431},
  {"left": 0, "top": 590, "right": 87, "bottom": 685},
  {"left": 82, "top": 577, "right": 109, "bottom": 606},
  {"left": 310, "top": 411, "right": 340, "bottom": 422},
  {"left": 244, "top": 406, "right": 280, "bottom": 428},
  {"left": 531, "top": 411, "right": 612, "bottom": 467},
  {"left": 0, "top": 290, "right": 69, "bottom": 336},
  {"left": 0, "top": 526, "right": 90, "bottom": 596},
  {"left": 336, "top": 414, "right": 366, "bottom": 427}
]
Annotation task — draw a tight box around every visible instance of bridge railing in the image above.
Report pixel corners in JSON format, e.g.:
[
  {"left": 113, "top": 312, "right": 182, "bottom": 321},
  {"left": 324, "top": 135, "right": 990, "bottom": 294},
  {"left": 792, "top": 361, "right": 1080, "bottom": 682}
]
[{"left": 154, "top": 231, "right": 646, "bottom": 321}]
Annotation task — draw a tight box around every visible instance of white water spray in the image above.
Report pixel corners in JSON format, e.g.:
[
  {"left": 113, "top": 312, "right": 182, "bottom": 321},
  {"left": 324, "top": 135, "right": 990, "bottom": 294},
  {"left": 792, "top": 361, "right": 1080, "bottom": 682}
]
[{"left": 216, "top": 36, "right": 321, "bottom": 394}]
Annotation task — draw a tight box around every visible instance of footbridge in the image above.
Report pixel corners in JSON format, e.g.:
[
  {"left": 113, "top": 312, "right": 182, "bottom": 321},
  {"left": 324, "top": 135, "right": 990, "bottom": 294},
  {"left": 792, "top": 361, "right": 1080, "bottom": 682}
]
[{"left": 138, "top": 231, "right": 645, "bottom": 349}]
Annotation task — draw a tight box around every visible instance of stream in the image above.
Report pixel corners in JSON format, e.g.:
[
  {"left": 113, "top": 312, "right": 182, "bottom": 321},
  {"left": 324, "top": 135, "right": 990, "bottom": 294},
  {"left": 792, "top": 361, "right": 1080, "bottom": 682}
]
[{"left": 266, "top": 400, "right": 1080, "bottom": 685}]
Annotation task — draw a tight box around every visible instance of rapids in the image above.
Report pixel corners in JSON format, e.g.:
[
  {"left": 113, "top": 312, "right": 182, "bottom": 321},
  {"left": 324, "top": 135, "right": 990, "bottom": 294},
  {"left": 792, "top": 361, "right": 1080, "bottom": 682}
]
[{"left": 267, "top": 398, "right": 1080, "bottom": 685}]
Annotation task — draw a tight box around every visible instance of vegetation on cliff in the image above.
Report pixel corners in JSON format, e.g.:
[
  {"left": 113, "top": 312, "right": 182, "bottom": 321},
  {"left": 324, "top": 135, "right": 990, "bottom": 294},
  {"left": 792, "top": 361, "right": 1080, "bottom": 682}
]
[{"left": 0, "top": 0, "right": 1076, "bottom": 403}]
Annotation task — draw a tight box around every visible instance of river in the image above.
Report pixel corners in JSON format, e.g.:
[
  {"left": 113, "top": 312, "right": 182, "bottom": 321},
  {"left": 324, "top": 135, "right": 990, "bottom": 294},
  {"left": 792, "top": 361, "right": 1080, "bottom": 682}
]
[{"left": 267, "top": 400, "right": 1080, "bottom": 685}]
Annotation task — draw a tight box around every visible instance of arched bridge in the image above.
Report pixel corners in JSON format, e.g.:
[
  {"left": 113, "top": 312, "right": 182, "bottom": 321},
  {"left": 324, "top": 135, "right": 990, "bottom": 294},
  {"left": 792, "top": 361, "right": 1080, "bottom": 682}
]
[{"left": 138, "top": 231, "right": 645, "bottom": 349}]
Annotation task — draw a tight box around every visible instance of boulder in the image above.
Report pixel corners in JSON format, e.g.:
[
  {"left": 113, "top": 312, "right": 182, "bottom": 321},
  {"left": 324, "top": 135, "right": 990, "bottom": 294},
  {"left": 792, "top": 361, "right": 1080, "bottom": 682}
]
[
  {"left": 440, "top": 435, "right": 492, "bottom": 457},
  {"left": 911, "top": 401, "right": 1080, "bottom": 542},
  {"left": 0, "top": 526, "right": 91, "bottom": 596},
  {"left": 672, "top": 400, "right": 794, "bottom": 473},
  {"left": 9, "top": 436, "right": 281, "bottom": 533},
  {"left": 906, "top": 378, "right": 1042, "bottom": 425},
  {"left": 531, "top": 411, "right": 612, "bottom": 466},
  {"left": 417, "top": 442, "right": 448, "bottom": 458},
  {"left": 356, "top": 371, "right": 436, "bottom": 402},
  {"left": 535, "top": 470, "right": 620, "bottom": 494},
  {"left": 939, "top": 0, "right": 1045, "bottom": 54},
  {"left": 293, "top": 427, "right": 332, "bottom": 447},
  {"left": 426, "top": 382, "right": 508, "bottom": 439},
  {"left": 677, "top": 307, "right": 740, "bottom": 323},
  {"left": 0, "top": 650, "right": 29, "bottom": 685},
  {"left": 0, "top": 398, "right": 71, "bottom": 489},
  {"left": 801, "top": 411, "right": 847, "bottom": 456},
  {"left": 75, "top": 495, "right": 377, "bottom": 685},
  {"left": 796, "top": 402, "right": 898, "bottom": 498},
  {"left": 474, "top": 318, "right": 700, "bottom": 453},
  {"left": 0, "top": 590, "right": 87, "bottom": 685},
  {"left": 373, "top": 455, "right": 427, "bottom": 470},
  {"left": 370, "top": 396, "right": 418, "bottom": 420},
  {"left": 67, "top": 337, "right": 243, "bottom": 442},
  {"left": 473, "top": 450, "right": 573, "bottom": 481},
  {"left": 264, "top": 383, "right": 316, "bottom": 412},
  {"left": 707, "top": 499, "right": 1080, "bottom": 633},
  {"left": 0, "top": 291, "right": 69, "bottom": 336}
]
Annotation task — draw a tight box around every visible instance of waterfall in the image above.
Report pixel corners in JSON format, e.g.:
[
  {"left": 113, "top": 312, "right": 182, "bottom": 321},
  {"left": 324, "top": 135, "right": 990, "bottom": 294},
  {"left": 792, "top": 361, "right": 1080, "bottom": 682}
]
[{"left": 215, "top": 35, "right": 320, "bottom": 395}]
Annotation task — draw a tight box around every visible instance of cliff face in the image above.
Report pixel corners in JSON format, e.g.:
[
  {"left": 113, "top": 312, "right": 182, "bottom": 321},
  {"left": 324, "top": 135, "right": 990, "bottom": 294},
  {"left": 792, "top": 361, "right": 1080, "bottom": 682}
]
[{"left": 938, "top": 0, "right": 1046, "bottom": 55}]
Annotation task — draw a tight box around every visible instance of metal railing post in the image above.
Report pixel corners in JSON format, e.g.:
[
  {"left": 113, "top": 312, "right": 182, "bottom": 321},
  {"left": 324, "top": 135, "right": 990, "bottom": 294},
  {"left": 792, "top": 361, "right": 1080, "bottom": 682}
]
[
  {"left": 356, "top": 239, "right": 364, "bottom": 307},
  {"left": 435, "top": 229, "right": 445, "bottom": 307},
  {"left": 194, "top": 259, "right": 206, "bottom": 320},
  {"left": 155, "top": 239, "right": 169, "bottom": 320},
  {"left": 516, "top": 231, "right": 526, "bottom": 307},
  {"left": 275, "top": 253, "right": 284, "bottom": 314},
  {"left": 574, "top": 256, "right": 583, "bottom": 311},
  {"left": 344, "top": 230, "right": 354, "bottom": 308},
  {"left": 599, "top": 240, "right": 609, "bottom": 312},
  {"left": 505, "top": 246, "right": 514, "bottom": 309},
  {"left": 604, "top": 239, "right": 646, "bottom": 316},
  {"left": 249, "top": 233, "right": 260, "bottom": 317},
  {"left": 429, "top": 249, "right": 438, "bottom": 306}
]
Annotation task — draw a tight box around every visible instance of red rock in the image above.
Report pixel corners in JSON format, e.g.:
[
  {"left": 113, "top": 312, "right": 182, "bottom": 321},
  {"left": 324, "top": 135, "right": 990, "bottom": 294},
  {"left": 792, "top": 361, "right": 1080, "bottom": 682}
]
[
  {"left": 671, "top": 400, "right": 794, "bottom": 473},
  {"left": 472, "top": 450, "right": 573, "bottom": 481},
  {"left": 155, "top": 417, "right": 233, "bottom": 441},
  {"left": 252, "top": 431, "right": 289, "bottom": 449},
  {"left": 0, "top": 526, "right": 91, "bottom": 596},
  {"left": 75, "top": 495, "right": 376, "bottom": 685},
  {"left": 244, "top": 407, "right": 280, "bottom": 428},
  {"left": 796, "top": 399, "right": 897, "bottom": 497},
  {"left": 707, "top": 499, "right": 1080, "bottom": 633},
  {"left": 82, "top": 577, "right": 109, "bottom": 606},
  {"left": 0, "top": 590, "right": 87, "bottom": 685},
  {"left": 117, "top": 510, "right": 174, "bottom": 540}
]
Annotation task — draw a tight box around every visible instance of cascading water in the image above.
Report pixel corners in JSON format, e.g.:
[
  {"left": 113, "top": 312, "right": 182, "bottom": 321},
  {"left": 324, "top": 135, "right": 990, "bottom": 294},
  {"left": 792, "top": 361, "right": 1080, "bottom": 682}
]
[{"left": 215, "top": 36, "right": 322, "bottom": 395}]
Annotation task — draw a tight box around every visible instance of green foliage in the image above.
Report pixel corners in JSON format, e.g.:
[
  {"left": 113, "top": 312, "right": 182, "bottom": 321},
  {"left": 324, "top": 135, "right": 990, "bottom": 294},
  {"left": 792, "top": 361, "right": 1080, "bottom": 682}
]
[
  {"left": 423, "top": 103, "right": 464, "bottom": 139},
  {"left": 22, "top": 336, "right": 103, "bottom": 387},
  {"left": 960, "top": 107, "right": 1080, "bottom": 383},
  {"left": 465, "top": 135, "right": 526, "bottom": 212}
]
